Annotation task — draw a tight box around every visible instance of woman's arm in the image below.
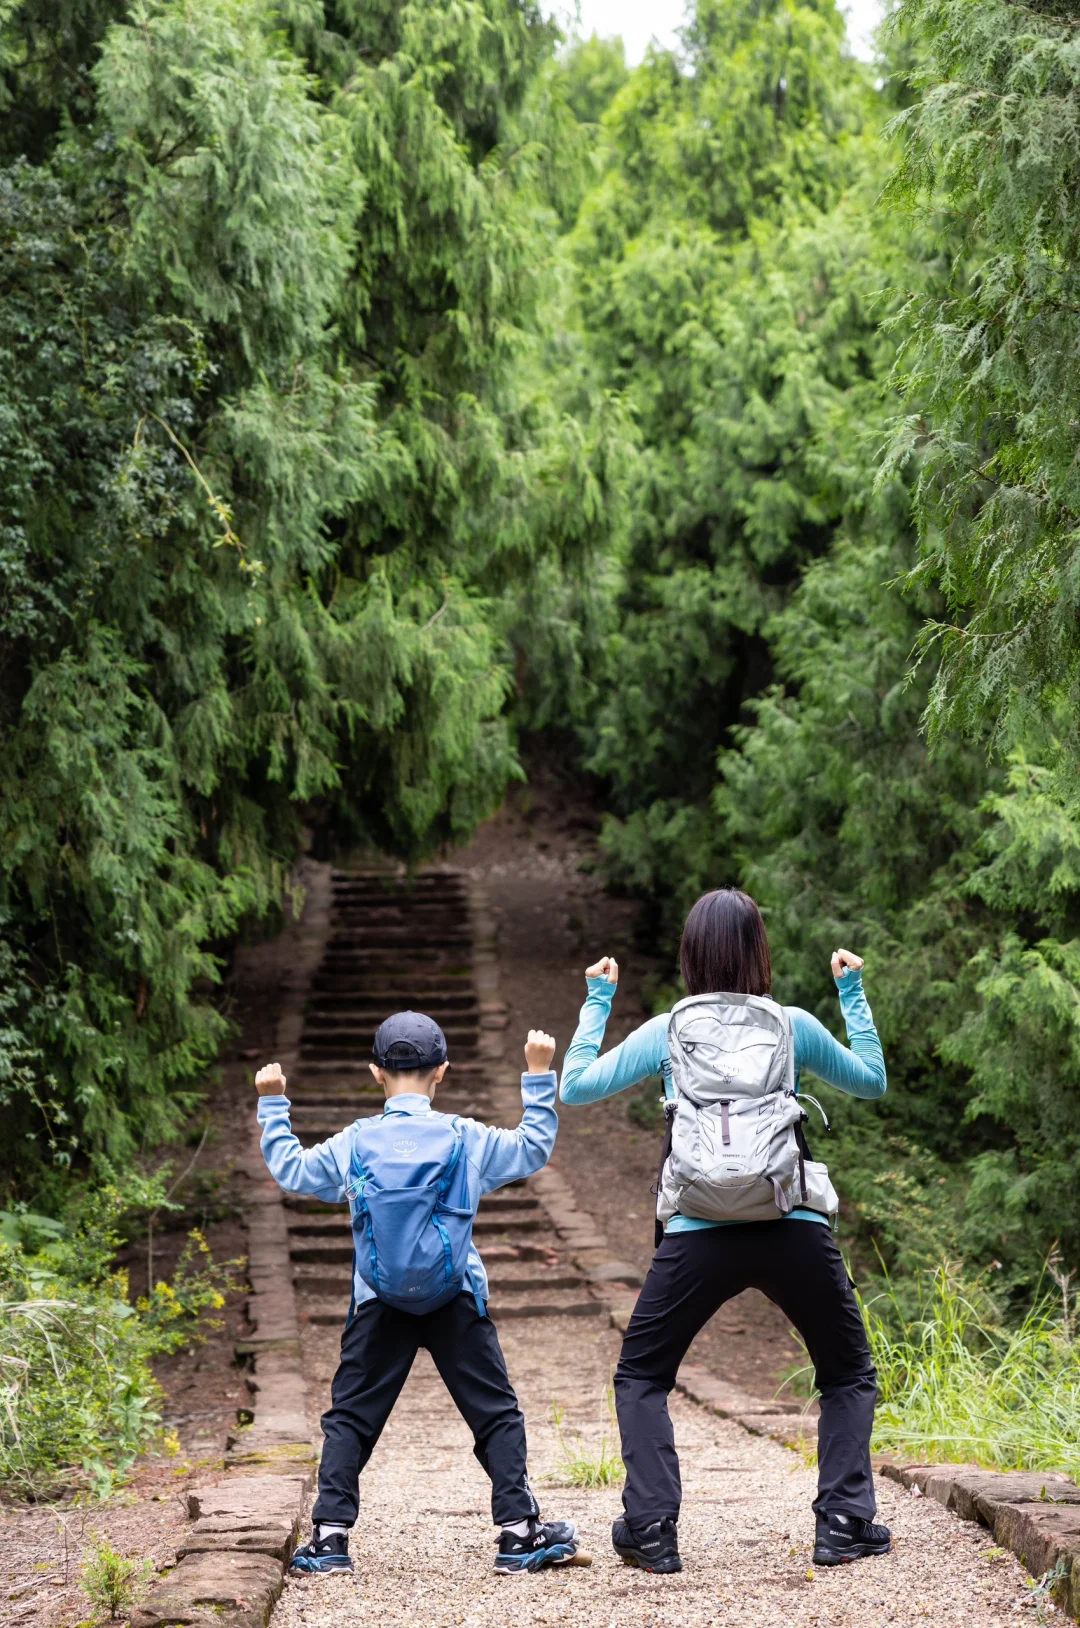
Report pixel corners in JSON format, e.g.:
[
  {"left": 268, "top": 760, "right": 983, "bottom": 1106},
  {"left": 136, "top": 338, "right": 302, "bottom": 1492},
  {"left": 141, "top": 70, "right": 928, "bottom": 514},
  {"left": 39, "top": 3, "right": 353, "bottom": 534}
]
[
  {"left": 559, "top": 975, "right": 668, "bottom": 1105},
  {"left": 791, "top": 966, "right": 886, "bottom": 1099}
]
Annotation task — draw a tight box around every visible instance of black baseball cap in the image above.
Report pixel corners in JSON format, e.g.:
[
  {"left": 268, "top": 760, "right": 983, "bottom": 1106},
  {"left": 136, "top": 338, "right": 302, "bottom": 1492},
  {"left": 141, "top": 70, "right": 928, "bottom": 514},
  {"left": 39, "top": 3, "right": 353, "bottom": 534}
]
[{"left": 372, "top": 1011, "right": 449, "bottom": 1072}]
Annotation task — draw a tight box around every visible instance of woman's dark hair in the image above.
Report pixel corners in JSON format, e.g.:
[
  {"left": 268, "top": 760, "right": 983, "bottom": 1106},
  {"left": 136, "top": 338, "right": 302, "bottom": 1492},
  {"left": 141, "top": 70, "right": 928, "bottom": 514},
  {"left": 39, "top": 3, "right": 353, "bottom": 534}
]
[{"left": 679, "top": 888, "right": 772, "bottom": 997}]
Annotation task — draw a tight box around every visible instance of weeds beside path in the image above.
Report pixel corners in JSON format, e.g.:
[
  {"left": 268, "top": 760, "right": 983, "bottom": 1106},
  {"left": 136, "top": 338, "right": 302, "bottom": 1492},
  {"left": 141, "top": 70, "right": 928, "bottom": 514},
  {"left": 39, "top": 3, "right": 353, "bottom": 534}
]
[{"left": 867, "top": 1266, "right": 1080, "bottom": 1480}]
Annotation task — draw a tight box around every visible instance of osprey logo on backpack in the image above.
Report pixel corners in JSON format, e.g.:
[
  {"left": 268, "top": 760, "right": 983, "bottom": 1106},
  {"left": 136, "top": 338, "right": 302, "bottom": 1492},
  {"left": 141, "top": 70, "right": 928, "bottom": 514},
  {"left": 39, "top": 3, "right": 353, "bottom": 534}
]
[
  {"left": 657, "top": 993, "right": 838, "bottom": 1226},
  {"left": 345, "top": 1113, "right": 478, "bottom": 1316}
]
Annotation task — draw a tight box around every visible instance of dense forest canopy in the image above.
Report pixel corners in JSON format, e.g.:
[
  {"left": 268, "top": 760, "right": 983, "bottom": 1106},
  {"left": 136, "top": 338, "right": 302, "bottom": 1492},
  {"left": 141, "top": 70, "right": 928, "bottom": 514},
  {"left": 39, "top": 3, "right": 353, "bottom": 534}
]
[{"left": 3, "top": 0, "right": 1080, "bottom": 1299}]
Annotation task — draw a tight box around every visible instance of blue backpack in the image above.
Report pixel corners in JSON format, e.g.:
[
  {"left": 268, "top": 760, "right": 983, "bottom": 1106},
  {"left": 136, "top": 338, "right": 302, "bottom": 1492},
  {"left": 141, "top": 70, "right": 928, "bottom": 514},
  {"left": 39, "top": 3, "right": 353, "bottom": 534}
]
[{"left": 345, "top": 1112, "right": 478, "bottom": 1316}]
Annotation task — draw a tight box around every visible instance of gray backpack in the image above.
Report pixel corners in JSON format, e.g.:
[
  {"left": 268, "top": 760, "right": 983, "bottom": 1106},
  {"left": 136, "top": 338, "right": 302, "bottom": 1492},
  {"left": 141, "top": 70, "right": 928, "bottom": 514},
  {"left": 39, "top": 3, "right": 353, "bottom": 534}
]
[{"left": 656, "top": 993, "right": 838, "bottom": 1226}]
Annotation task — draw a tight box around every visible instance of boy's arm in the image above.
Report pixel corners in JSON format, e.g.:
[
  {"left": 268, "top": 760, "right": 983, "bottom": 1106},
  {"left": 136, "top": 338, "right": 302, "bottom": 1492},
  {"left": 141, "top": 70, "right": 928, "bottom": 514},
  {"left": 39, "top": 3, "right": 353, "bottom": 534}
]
[
  {"left": 472, "top": 1031, "right": 558, "bottom": 1194},
  {"left": 256, "top": 1067, "right": 350, "bottom": 1200},
  {"left": 472, "top": 1072, "right": 558, "bottom": 1194}
]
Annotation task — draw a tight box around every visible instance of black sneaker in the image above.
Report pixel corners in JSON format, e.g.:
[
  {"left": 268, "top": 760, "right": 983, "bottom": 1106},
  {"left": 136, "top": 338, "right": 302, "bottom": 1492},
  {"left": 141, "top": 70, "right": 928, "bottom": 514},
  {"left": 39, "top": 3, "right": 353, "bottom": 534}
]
[
  {"left": 612, "top": 1515, "right": 682, "bottom": 1574},
  {"left": 288, "top": 1528, "right": 355, "bottom": 1574},
  {"left": 812, "top": 1511, "right": 892, "bottom": 1566},
  {"left": 494, "top": 1518, "right": 581, "bottom": 1573}
]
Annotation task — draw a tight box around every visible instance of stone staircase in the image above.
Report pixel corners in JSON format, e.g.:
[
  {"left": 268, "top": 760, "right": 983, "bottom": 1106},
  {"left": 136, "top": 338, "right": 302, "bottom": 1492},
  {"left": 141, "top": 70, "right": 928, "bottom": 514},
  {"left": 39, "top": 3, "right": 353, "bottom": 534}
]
[{"left": 285, "top": 866, "right": 606, "bottom": 1327}]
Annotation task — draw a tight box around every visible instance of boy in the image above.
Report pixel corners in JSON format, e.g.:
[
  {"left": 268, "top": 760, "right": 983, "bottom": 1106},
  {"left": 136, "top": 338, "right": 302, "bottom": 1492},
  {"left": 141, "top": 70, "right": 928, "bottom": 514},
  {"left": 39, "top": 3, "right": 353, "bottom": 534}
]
[{"left": 255, "top": 1010, "right": 583, "bottom": 1575}]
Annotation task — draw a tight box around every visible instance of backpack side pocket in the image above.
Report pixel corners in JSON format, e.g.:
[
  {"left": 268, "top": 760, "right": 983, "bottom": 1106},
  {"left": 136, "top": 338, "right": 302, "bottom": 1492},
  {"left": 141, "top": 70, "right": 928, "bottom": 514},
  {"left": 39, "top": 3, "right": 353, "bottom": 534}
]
[{"left": 800, "top": 1160, "right": 839, "bottom": 1226}]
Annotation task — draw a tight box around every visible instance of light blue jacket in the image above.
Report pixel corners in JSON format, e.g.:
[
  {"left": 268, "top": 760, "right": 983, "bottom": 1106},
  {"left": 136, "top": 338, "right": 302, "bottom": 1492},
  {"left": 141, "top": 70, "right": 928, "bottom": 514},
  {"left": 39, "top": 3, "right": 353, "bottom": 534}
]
[
  {"left": 257, "top": 1074, "right": 558, "bottom": 1308},
  {"left": 560, "top": 969, "right": 885, "bottom": 1231}
]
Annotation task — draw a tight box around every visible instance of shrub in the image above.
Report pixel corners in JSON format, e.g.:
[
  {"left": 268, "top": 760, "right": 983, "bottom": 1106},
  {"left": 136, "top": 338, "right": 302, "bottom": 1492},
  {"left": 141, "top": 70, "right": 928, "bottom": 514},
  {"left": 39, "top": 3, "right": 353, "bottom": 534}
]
[
  {"left": 627, "top": 1080, "right": 666, "bottom": 1134},
  {"left": 80, "top": 1535, "right": 154, "bottom": 1621},
  {"left": 0, "top": 1184, "right": 242, "bottom": 1499}
]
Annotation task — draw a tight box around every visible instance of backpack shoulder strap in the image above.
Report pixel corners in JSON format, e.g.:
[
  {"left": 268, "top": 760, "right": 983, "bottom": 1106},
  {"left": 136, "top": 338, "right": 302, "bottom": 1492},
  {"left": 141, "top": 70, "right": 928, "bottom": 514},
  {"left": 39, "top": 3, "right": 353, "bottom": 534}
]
[
  {"left": 436, "top": 1118, "right": 465, "bottom": 1198},
  {"left": 344, "top": 1120, "right": 370, "bottom": 1203},
  {"left": 770, "top": 999, "right": 796, "bottom": 1095}
]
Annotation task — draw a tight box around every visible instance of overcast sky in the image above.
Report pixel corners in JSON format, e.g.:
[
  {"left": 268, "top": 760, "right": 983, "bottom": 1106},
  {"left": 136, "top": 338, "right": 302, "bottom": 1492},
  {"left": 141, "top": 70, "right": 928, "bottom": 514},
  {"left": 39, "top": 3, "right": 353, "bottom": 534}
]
[{"left": 549, "top": 0, "right": 886, "bottom": 64}]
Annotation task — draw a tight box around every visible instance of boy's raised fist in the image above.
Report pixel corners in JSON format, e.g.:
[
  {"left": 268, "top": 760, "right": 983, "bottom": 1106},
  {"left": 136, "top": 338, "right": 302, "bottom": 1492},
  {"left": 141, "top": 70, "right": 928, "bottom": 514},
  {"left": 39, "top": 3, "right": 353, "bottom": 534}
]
[
  {"left": 255, "top": 1061, "right": 287, "bottom": 1095},
  {"left": 524, "top": 1030, "right": 556, "bottom": 1073}
]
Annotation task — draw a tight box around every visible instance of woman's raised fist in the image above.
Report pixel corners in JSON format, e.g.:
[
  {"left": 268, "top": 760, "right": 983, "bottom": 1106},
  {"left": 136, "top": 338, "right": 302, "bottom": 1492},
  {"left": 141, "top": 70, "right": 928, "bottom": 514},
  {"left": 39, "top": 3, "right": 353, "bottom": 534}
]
[{"left": 585, "top": 956, "right": 619, "bottom": 984}]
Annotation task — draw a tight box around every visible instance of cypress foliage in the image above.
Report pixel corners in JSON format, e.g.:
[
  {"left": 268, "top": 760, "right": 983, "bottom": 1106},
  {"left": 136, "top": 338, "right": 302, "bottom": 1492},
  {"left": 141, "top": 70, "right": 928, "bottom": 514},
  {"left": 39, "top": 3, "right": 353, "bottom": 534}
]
[
  {"left": 886, "top": 0, "right": 1080, "bottom": 763},
  {"left": 519, "top": 0, "right": 891, "bottom": 907},
  {"left": 517, "top": 0, "right": 1080, "bottom": 1287},
  {"left": 7, "top": 0, "right": 1080, "bottom": 1290},
  {"left": 0, "top": 0, "right": 618, "bottom": 1190}
]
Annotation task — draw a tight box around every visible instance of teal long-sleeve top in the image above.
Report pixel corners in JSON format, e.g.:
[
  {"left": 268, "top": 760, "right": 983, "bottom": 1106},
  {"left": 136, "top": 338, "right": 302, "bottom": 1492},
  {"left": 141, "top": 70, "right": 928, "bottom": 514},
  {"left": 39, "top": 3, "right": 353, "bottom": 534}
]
[{"left": 560, "top": 969, "right": 886, "bottom": 1231}]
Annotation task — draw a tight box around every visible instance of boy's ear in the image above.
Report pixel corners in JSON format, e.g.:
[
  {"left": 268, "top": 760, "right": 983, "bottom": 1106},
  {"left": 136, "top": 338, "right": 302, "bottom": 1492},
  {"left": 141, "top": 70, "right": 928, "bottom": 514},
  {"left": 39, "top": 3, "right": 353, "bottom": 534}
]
[{"left": 369, "top": 1062, "right": 384, "bottom": 1086}]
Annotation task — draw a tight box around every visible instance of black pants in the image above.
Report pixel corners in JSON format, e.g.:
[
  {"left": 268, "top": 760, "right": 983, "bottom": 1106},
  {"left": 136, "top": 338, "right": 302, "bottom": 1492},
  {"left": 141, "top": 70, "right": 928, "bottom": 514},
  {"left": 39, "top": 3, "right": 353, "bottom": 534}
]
[
  {"left": 614, "top": 1222, "right": 877, "bottom": 1529},
  {"left": 311, "top": 1293, "right": 539, "bottom": 1529}
]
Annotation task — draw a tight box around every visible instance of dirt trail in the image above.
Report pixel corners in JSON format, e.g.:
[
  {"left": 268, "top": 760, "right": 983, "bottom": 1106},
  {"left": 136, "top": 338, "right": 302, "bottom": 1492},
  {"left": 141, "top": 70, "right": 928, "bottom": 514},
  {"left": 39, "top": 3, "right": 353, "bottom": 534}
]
[{"left": 279, "top": 1298, "right": 1039, "bottom": 1628}]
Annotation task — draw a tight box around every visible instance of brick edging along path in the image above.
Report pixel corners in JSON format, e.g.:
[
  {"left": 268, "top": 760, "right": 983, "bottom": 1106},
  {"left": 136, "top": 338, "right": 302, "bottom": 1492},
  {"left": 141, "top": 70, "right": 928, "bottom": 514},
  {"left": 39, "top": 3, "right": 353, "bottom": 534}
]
[{"left": 131, "top": 860, "right": 328, "bottom": 1628}]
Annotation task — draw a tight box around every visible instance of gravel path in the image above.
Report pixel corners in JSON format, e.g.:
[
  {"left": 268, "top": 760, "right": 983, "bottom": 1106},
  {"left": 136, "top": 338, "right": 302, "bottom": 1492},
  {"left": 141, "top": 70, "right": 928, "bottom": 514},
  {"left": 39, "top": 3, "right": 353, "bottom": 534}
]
[{"left": 271, "top": 1312, "right": 1055, "bottom": 1628}]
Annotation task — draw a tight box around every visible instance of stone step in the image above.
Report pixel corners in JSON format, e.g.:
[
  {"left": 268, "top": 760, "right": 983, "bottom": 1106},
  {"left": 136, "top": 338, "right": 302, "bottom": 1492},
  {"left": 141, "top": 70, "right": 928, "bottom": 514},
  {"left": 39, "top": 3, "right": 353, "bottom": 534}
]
[
  {"left": 329, "top": 912, "right": 467, "bottom": 924},
  {"left": 330, "top": 872, "right": 465, "bottom": 887},
  {"left": 285, "top": 1197, "right": 540, "bottom": 1236},
  {"left": 330, "top": 875, "right": 465, "bottom": 889},
  {"left": 305, "top": 994, "right": 480, "bottom": 1014},
  {"left": 330, "top": 882, "right": 465, "bottom": 896},
  {"left": 287, "top": 1218, "right": 550, "bottom": 1252},
  {"left": 474, "top": 1215, "right": 548, "bottom": 1235},
  {"left": 285, "top": 1095, "right": 383, "bottom": 1112},
  {"left": 328, "top": 939, "right": 466, "bottom": 954},
  {"left": 327, "top": 928, "right": 470, "bottom": 944},
  {"left": 288, "top": 1237, "right": 561, "bottom": 1265},
  {"left": 319, "top": 951, "right": 471, "bottom": 966},
  {"left": 308, "top": 976, "right": 474, "bottom": 996},
  {"left": 280, "top": 1180, "right": 527, "bottom": 1214},
  {"left": 299, "top": 1040, "right": 481, "bottom": 1059},
  {"left": 328, "top": 898, "right": 467, "bottom": 913},
  {"left": 293, "top": 1271, "right": 588, "bottom": 1295},
  {"left": 327, "top": 924, "right": 465, "bottom": 937},
  {"left": 327, "top": 898, "right": 465, "bottom": 911},
  {"left": 491, "top": 1293, "right": 602, "bottom": 1319},
  {"left": 288, "top": 1243, "right": 354, "bottom": 1264},
  {"left": 296, "top": 1291, "right": 602, "bottom": 1324}
]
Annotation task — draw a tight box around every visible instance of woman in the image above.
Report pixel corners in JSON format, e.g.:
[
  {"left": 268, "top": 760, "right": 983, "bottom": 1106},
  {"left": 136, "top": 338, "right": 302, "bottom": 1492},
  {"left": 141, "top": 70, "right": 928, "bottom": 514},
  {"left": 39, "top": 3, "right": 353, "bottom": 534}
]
[{"left": 561, "top": 887, "right": 891, "bottom": 1574}]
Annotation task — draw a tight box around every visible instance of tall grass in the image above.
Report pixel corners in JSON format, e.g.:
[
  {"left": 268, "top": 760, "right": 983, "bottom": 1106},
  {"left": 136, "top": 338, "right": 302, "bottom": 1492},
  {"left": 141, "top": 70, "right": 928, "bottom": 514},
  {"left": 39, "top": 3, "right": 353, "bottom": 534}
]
[
  {"left": 865, "top": 1263, "right": 1080, "bottom": 1476},
  {"left": 547, "top": 1388, "right": 624, "bottom": 1489}
]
